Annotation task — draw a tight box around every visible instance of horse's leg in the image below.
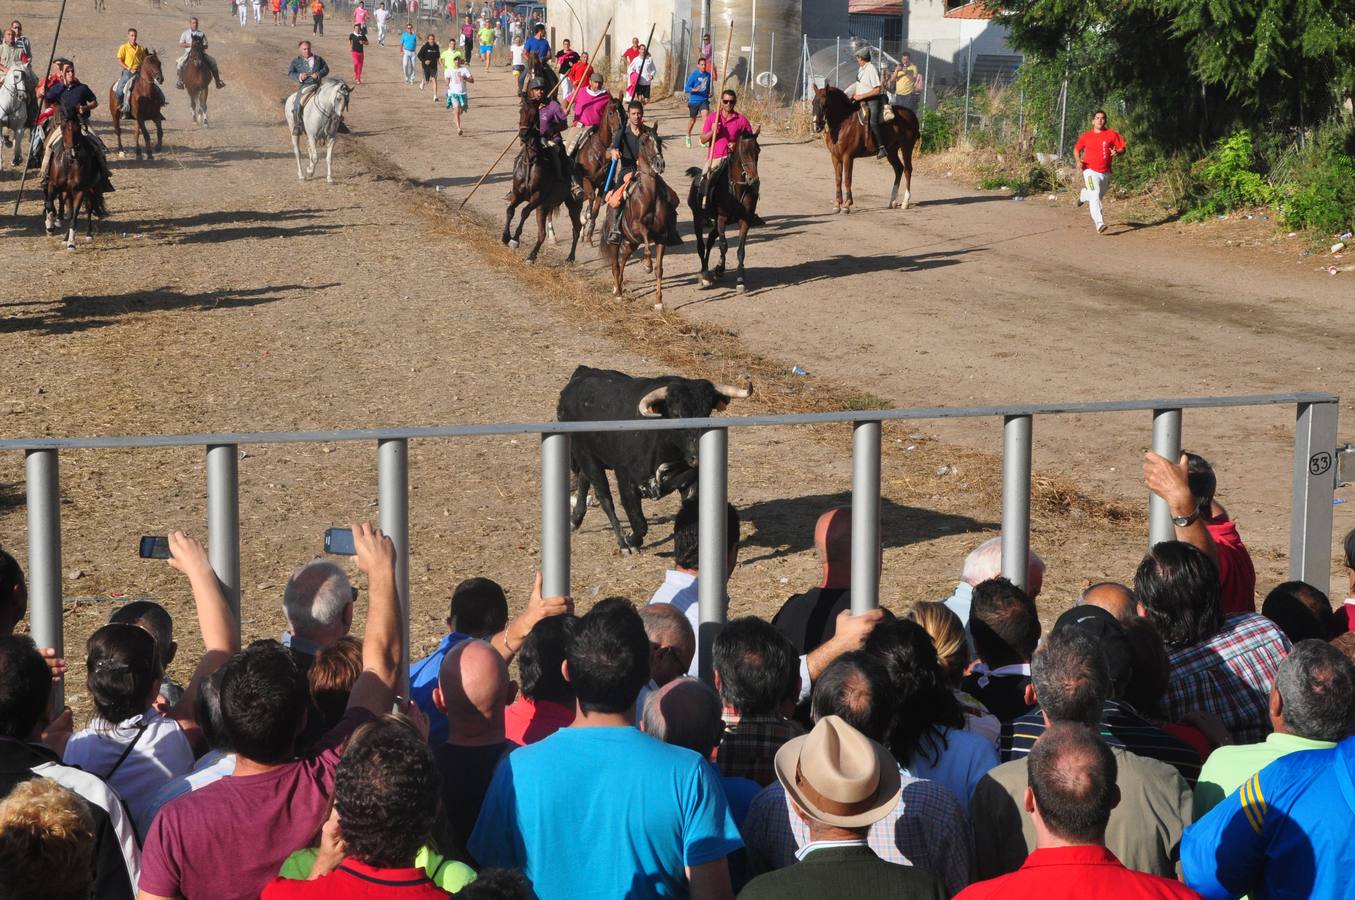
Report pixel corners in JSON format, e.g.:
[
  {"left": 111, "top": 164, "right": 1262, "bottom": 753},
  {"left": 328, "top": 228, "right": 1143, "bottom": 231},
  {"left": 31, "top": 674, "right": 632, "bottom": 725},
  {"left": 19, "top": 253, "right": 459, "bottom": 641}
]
[
  {"left": 886, "top": 145, "right": 903, "bottom": 209},
  {"left": 613, "top": 242, "right": 635, "bottom": 298},
  {"left": 842, "top": 154, "right": 856, "bottom": 213},
  {"left": 831, "top": 149, "right": 844, "bottom": 213},
  {"left": 902, "top": 130, "right": 915, "bottom": 210},
  {"left": 735, "top": 219, "right": 750, "bottom": 292},
  {"left": 512, "top": 198, "right": 539, "bottom": 244},
  {"left": 715, "top": 215, "right": 729, "bottom": 279},
  {"left": 65, "top": 191, "right": 81, "bottom": 250},
  {"left": 112, "top": 108, "right": 123, "bottom": 152},
  {"left": 642, "top": 233, "right": 652, "bottom": 272},
  {"left": 526, "top": 204, "right": 549, "bottom": 263},
  {"left": 564, "top": 197, "right": 582, "bottom": 263},
  {"left": 305, "top": 133, "right": 319, "bottom": 178},
  {"left": 652, "top": 242, "right": 665, "bottom": 311},
  {"left": 586, "top": 193, "right": 602, "bottom": 246},
  {"left": 291, "top": 130, "right": 306, "bottom": 180},
  {"left": 325, "top": 133, "right": 335, "bottom": 184},
  {"left": 502, "top": 198, "right": 520, "bottom": 244},
  {"left": 155, "top": 119, "right": 162, "bottom": 152}
]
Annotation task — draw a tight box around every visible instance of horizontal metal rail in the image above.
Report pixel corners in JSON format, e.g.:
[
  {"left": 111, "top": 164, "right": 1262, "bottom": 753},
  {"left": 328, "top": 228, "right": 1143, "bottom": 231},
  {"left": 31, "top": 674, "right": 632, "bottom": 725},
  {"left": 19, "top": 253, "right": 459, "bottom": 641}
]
[
  {"left": 6, "top": 392, "right": 1340, "bottom": 692},
  {"left": 0, "top": 392, "right": 1335, "bottom": 451}
]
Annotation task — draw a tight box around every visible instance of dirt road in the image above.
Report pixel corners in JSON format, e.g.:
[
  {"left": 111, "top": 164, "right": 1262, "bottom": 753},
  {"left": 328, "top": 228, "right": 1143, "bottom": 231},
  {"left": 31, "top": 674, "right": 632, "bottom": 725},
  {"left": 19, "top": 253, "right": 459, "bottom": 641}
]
[{"left": 0, "top": 1, "right": 1348, "bottom": 714}]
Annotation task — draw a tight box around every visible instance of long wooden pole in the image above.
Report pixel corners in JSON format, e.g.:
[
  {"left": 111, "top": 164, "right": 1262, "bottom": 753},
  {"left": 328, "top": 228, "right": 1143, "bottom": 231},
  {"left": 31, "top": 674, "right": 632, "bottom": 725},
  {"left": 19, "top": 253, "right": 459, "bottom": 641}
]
[
  {"left": 702, "top": 19, "right": 734, "bottom": 176},
  {"left": 458, "top": 15, "right": 610, "bottom": 210},
  {"left": 13, "top": 0, "right": 68, "bottom": 216}
]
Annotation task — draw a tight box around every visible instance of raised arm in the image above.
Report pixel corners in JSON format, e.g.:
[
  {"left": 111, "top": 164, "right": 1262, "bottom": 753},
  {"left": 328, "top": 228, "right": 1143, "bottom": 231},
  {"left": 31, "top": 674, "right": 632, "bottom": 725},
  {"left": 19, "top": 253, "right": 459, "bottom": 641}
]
[
  {"left": 490, "top": 572, "right": 572, "bottom": 664},
  {"left": 806, "top": 607, "right": 884, "bottom": 682},
  {"left": 1143, "top": 452, "right": 1219, "bottom": 564},
  {"left": 166, "top": 531, "right": 240, "bottom": 753},
  {"left": 345, "top": 522, "right": 402, "bottom": 714}
]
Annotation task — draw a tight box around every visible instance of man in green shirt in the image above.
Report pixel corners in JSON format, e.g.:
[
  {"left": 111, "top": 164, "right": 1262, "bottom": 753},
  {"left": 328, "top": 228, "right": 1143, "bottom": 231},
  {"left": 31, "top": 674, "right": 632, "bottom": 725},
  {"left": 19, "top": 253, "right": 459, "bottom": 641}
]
[{"left": 1193, "top": 639, "right": 1355, "bottom": 817}]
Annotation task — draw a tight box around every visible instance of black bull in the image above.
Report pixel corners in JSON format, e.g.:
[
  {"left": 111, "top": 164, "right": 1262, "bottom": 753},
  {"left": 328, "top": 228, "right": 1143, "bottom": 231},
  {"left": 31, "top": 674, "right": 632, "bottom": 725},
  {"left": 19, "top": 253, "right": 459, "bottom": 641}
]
[{"left": 557, "top": 366, "right": 752, "bottom": 553}]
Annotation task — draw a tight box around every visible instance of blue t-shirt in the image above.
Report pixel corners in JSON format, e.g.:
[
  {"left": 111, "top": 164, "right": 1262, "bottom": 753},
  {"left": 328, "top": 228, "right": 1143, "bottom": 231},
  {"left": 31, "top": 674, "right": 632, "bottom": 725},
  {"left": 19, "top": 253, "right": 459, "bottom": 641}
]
[
  {"left": 470, "top": 726, "right": 743, "bottom": 898},
  {"left": 903, "top": 725, "right": 999, "bottom": 810},
  {"left": 1183, "top": 737, "right": 1355, "bottom": 899},
  {"left": 684, "top": 70, "right": 711, "bottom": 103},
  {"left": 408, "top": 631, "right": 471, "bottom": 746},
  {"left": 400, "top": 30, "right": 419, "bottom": 51},
  {"left": 523, "top": 36, "right": 550, "bottom": 59}
]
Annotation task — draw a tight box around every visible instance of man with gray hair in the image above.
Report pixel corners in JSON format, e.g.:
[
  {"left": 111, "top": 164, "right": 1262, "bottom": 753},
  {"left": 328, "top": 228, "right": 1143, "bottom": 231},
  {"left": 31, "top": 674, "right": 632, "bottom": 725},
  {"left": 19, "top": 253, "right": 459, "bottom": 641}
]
[
  {"left": 1077, "top": 582, "right": 1136, "bottom": 623},
  {"left": 1193, "top": 638, "right": 1355, "bottom": 817},
  {"left": 636, "top": 604, "right": 696, "bottom": 719},
  {"left": 941, "top": 537, "right": 1045, "bottom": 627},
  {"left": 970, "top": 627, "right": 1191, "bottom": 879},
  {"left": 281, "top": 560, "right": 355, "bottom": 671}
]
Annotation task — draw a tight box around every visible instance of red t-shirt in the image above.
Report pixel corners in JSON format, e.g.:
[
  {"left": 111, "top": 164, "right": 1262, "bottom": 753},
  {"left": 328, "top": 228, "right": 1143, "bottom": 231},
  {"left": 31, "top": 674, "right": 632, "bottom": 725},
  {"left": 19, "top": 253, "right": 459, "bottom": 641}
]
[
  {"left": 622, "top": 45, "right": 642, "bottom": 64},
  {"left": 1333, "top": 600, "right": 1355, "bottom": 635},
  {"left": 139, "top": 708, "right": 376, "bottom": 900},
  {"left": 262, "top": 860, "right": 448, "bottom": 899},
  {"left": 1073, "top": 128, "right": 1125, "bottom": 173},
  {"left": 954, "top": 845, "right": 1200, "bottom": 899},
  {"left": 503, "top": 696, "right": 575, "bottom": 746},
  {"left": 1208, "top": 518, "right": 1256, "bottom": 615}
]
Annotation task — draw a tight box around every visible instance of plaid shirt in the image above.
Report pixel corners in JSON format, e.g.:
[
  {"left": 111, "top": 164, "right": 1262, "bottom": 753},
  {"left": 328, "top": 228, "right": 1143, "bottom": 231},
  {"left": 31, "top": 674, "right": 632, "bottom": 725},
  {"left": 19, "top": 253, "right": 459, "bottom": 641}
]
[
  {"left": 742, "top": 768, "right": 975, "bottom": 897},
  {"left": 716, "top": 713, "right": 802, "bottom": 787},
  {"left": 1165, "top": 612, "right": 1290, "bottom": 744}
]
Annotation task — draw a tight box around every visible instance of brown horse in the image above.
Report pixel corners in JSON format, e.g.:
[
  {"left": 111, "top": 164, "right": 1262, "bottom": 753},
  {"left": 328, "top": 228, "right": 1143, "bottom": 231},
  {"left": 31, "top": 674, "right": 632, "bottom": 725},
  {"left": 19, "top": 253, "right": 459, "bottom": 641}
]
[
  {"left": 181, "top": 35, "right": 211, "bottom": 127},
  {"left": 812, "top": 85, "right": 919, "bottom": 213},
  {"left": 571, "top": 94, "right": 623, "bottom": 245},
  {"left": 602, "top": 126, "right": 681, "bottom": 310},
  {"left": 687, "top": 128, "right": 761, "bottom": 292},
  {"left": 111, "top": 50, "right": 165, "bottom": 159},
  {"left": 44, "top": 111, "right": 105, "bottom": 251},
  {"left": 503, "top": 97, "right": 583, "bottom": 264}
]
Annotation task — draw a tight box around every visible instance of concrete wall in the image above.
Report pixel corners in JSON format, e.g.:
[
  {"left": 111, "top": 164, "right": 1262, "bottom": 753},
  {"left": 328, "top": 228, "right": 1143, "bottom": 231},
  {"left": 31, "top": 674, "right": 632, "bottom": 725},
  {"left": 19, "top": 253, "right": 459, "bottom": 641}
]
[
  {"left": 551, "top": 0, "right": 682, "bottom": 84},
  {"left": 803, "top": 0, "right": 849, "bottom": 39}
]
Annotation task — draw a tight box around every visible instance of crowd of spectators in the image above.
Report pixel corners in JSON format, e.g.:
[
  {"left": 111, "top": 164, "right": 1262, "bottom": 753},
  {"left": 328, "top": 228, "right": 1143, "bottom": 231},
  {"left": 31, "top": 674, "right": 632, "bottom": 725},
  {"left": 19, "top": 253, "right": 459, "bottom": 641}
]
[{"left": 1, "top": 450, "right": 1355, "bottom": 897}]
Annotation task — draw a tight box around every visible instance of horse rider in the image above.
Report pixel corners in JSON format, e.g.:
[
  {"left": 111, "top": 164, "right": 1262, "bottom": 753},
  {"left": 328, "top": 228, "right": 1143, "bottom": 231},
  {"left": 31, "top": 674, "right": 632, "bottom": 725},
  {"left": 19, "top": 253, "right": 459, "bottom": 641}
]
[
  {"left": 115, "top": 28, "right": 167, "bottom": 116},
  {"left": 0, "top": 27, "right": 36, "bottom": 121},
  {"left": 603, "top": 99, "right": 647, "bottom": 243},
  {"left": 697, "top": 87, "right": 754, "bottom": 210},
  {"left": 9, "top": 21, "right": 30, "bottom": 62},
  {"left": 852, "top": 46, "right": 886, "bottom": 159},
  {"left": 176, "top": 18, "right": 227, "bottom": 91},
  {"left": 40, "top": 61, "right": 115, "bottom": 194},
  {"left": 567, "top": 69, "right": 609, "bottom": 157},
  {"left": 287, "top": 39, "right": 329, "bottom": 135},
  {"left": 522, "top": 76, "right": 579, "bottom": 198}
]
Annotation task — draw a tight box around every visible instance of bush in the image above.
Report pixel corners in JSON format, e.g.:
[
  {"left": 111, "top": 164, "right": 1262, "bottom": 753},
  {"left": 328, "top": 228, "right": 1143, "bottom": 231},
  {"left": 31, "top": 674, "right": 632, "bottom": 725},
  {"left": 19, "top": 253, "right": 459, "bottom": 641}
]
[
  {"left": 1272, "top": 121, "right": 1355, "bottom": 233},
  {"left": 919, "top": 106, "right": 957, "bottom": 153},
  {"left": 1182, "top": 130, "right": 1273, "bottom": 220}
]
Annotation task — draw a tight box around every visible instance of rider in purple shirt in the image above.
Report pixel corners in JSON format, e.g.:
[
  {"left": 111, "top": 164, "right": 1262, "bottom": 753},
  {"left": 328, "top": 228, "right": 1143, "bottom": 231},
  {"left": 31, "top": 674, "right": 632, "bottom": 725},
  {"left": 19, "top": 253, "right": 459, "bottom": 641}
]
[{"left": 522, "top": 77, "right": 578, "bottom": 198}]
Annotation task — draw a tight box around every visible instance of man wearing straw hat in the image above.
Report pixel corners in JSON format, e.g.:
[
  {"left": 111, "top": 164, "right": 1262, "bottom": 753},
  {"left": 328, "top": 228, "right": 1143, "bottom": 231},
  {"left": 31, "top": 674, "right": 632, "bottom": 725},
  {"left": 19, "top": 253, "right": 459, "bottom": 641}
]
[{"left": 738, "top": 716, "right": 947, "bottom": 899}]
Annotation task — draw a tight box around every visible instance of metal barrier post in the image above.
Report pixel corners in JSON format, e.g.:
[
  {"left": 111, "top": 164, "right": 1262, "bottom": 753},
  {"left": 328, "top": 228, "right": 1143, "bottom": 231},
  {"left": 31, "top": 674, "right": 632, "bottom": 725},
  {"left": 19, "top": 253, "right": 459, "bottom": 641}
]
[
  {"left": 540, "top": 433, "right": 572, "bottom": 599},
  {"left": 921, "top": 41, "right": 930, "bottom": 109},
  {"left": 851, "top": 421, "right": 881, "bottom": 613},
  {"left": 24, "top": 449, "right": 63, "bottom": 708},
  {"left": 1149, "top": 408, "right": 1182, "bottom": 547},
  {"left": 377, "top": 438, "right": 410, "bottom": 691},
  {"left": 206, "top": 444, "right": 241, "bottom": 626},
  {"left": 697, "top": 427, "right": 728, "bottom": 685},
  {"left": 1001, "top": 416, "right": 1032, "bottom": 592},
  {"left": 1290, "top": 401, "right": 1339, "bottom": 588}
]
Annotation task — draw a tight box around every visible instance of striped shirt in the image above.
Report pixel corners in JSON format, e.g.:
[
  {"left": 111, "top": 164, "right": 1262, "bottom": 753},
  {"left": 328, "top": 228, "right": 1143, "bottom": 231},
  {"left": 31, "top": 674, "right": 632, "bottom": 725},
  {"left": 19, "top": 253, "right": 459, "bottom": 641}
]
[
  {"left": 1001, "top": 700, "right": 1202, "bottom": 785},
  {"left": 743, "top": 767, "right": 974, "bottom": 897},
  {"left": 1165, "top": 613, "right": 1289, "bottom": 744}
]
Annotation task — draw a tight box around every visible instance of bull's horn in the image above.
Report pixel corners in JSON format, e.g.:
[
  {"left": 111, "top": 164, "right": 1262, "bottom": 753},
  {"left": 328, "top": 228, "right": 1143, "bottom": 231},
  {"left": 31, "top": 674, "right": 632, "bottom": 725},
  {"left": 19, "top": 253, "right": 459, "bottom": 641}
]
[
  {"left": 637, "top": 386, "right": 669, "bottom": 417},
  {"left": 714, "top": 382, "right": 752, "bottom": 400}
]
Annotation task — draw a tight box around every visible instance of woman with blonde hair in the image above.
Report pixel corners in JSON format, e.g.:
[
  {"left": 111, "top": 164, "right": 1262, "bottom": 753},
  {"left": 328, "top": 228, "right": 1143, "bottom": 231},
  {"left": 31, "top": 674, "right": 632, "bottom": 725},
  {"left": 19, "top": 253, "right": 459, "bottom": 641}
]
[
  {"left": 907, "top": 601, "right": 1000, "bottom": 747},
  {"left": 0, "top": 778, "right": 97, "bottom": 900}
]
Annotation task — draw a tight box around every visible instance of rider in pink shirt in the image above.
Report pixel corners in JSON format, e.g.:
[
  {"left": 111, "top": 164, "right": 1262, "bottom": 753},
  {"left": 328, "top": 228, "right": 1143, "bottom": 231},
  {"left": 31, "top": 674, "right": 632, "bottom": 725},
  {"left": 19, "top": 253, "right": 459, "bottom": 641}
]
[{"left": 699, "top": 88, "right": 754, "bottom": 207}]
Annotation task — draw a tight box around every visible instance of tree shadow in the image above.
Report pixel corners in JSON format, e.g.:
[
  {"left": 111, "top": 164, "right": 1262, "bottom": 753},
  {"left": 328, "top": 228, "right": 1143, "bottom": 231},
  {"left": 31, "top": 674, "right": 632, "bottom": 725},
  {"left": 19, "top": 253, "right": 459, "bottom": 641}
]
[
  {"left": 911, "top": 193, "right": 1010, "bottom": 207},
  {"left": 166, "top": 147, "right": 296, "bottom": 169},
  {"left": 147, "top": 208, "right": 339, "bottom": 231},
  {"left": 417, "top": 171, "right": 511, "bottom": 190},
  {"left": 0, "top": 284, "right": 334, "bottom": 337},
  {"left": 0, "top": 481, "right": 22, "bottom": 512}
]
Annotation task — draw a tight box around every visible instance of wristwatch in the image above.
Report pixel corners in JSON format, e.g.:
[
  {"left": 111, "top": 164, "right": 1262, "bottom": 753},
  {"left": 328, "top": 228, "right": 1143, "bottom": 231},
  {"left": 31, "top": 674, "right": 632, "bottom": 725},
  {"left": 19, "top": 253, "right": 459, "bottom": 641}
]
[{"left": 1172, "top": 510, "right": 1200, "bottom": 528}]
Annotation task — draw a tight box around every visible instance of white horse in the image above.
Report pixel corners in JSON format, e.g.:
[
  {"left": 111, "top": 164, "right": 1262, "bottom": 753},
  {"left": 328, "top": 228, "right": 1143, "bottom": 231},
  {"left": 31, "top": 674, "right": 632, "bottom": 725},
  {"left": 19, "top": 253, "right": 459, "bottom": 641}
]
[
  {"left": 283, "top": 79, "right": 350, "bottom": 184},
  {"left": 0, "top": 66, "right": 33, "bottom": 172}
]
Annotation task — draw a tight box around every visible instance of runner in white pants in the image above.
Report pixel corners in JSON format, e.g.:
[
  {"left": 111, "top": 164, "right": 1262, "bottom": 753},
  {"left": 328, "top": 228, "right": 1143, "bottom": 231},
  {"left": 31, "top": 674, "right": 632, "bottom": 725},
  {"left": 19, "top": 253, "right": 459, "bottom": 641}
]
[
  {"left": 252, "top": 0, "right": 263, "bottom": 22},
  {"left": 237, "top": 0, "right": 248, "bottom": 26},
  {"left": 1072, "top": 110, "right": 1126, "bottom": 235},
  {"left": 373, "top": 2, "right": 389, "bottom": 45}
]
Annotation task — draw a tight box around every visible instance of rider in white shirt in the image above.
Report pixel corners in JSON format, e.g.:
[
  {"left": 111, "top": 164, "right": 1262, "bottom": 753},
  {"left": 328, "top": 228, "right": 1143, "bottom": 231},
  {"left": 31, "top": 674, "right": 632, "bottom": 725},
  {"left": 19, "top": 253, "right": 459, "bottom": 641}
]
[{"left": 175, "top": 17, "right": 226, "bottom": 90}]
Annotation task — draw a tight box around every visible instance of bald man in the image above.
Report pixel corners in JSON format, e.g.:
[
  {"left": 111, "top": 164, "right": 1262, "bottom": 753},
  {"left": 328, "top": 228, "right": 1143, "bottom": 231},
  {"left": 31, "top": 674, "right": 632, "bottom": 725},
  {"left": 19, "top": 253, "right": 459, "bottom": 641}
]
[
  {"left": 636, "top": 603, "right": 696, "bottom": 719},
  {"left": 772, "top": 507, "right": 859, "bottom": 655},
  {"left": 432, "top": 639, "right": 517, "bottom": 849},
  {"left": 1079, "top": 582, "right": 1136, "bottom": 623}
]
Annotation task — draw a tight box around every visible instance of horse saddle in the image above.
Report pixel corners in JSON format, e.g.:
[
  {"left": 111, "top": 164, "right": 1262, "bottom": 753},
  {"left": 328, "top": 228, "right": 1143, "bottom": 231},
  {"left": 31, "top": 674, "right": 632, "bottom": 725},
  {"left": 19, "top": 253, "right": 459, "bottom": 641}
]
[{"left": 856, "top": 104, "right": 896, "bottom": 124}]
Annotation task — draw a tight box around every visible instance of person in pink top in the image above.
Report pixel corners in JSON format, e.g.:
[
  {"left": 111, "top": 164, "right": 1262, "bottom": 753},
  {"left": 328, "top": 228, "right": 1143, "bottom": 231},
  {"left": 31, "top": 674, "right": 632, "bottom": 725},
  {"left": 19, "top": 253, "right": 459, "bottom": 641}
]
[
  {"left": 698, "top": 87, "right": 753, "bottom": 209},
  {"left": 567, "top": 70, "right": 610, "bottom": 155},
  {"left": 353, "top": 0, "right": 368, "bottom": 29}
]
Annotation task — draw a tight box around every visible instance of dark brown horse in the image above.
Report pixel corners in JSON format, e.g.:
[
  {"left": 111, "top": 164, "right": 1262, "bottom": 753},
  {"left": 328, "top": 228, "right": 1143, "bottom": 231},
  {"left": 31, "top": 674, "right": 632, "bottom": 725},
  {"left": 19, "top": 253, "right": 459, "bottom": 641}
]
[
  {"left": 44, "top": 111, "right": 105, "bottom": 251},
  {"left": 503, "top": 97, "right": 583, "bottom": 264},
  {"left": 602, "top": 126, "right": 681, "bottom": 310},
  {"left": 811, "top": 85, "right": 918, "bottom": 212},
  {"left": 181, "top": 35, "right": 211, "bottom": 127},
  {"left": 687, "top": 128, "right": 761, "bottom": 292},
  {"left": 571, "top": 94, "right": 623, "bottom": 245},
  {"left": 111, "top": 50, "right": 164, "bottom": 159}
]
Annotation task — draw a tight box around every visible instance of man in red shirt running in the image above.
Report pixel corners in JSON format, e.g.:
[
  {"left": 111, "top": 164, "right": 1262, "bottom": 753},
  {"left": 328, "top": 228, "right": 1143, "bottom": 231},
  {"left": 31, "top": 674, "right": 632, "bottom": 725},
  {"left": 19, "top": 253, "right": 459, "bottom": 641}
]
[{"left": 1073, "top": 109, "right": 1125, "bottom": 235}]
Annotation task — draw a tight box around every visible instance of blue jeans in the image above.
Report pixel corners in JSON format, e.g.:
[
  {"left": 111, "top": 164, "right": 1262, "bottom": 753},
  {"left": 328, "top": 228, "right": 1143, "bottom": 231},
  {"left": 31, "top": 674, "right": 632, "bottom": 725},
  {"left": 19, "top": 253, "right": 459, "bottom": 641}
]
[{"left": 115, "top": 68, "right": 135, "bottom": 104}]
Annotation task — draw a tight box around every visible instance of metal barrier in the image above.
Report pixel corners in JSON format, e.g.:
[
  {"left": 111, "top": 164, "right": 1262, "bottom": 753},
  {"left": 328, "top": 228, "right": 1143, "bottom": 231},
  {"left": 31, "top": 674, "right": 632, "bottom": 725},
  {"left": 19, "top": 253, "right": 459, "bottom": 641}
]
[{"left": 5, "top": 391, "right": 1338, "bottom": 701}]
